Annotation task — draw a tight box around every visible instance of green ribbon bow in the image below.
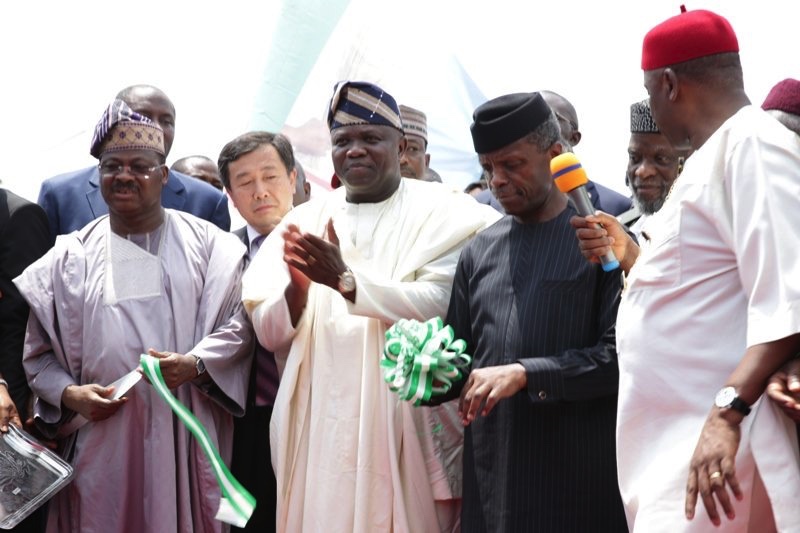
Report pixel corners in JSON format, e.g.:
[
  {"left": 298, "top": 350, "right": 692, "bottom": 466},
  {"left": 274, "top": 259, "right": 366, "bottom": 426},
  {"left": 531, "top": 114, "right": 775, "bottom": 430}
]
[
  {"left": 381, "top": 317, "right": 471, "bottom": 405},
  {"left": 139, "top": 354, "right": 255, "bottom": 527}
]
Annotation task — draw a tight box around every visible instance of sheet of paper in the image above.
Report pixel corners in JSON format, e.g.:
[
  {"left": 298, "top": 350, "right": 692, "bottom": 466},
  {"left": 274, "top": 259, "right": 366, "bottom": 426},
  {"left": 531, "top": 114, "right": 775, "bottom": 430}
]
[
  {"left": 108, "top": 369, "right": 143, "bottom": 400},
  {"left": 55, "top": 368, "right": 143, "bottom": 437}
]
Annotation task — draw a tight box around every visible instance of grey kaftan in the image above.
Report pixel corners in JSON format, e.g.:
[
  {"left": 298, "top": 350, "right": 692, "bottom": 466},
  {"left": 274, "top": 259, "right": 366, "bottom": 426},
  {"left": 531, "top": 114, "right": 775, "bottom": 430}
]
[{"left": 15, "top": 210, "right": 253, "bottom": 533}]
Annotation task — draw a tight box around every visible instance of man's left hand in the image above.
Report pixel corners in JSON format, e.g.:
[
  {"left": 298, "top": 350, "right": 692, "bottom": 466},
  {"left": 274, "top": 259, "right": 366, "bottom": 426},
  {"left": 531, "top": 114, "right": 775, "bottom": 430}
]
[
  {"left": 685, "top": 410, "right": 743, "bottom": 526},
  {"left": 283, "top": 219, "right": 347, "bottom": 291},
  {"left": 146, "top": 349, "right": 198, "bottom": 389},
  {"left": 458, "top": 364, "right": 527, "bottom": 426},
  {"left": 766, "top": 358, "right": 800, "bottom": 421}
]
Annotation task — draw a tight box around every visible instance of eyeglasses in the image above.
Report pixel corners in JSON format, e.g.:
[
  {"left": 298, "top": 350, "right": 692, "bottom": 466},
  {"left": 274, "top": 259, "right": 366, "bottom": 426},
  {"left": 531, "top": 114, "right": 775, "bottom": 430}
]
[{"left": 99, "top": 162, "right": 163, "bottom": 179}]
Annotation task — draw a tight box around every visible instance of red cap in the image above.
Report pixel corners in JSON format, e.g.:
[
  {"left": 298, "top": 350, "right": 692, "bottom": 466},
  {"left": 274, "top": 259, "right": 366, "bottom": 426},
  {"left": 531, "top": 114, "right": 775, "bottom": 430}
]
[
  {"left": 641, "top": 6, "right": 739, "bottom": 70},
  {"left": 762, "top": 79, "right": 800, "bottom": 116}
]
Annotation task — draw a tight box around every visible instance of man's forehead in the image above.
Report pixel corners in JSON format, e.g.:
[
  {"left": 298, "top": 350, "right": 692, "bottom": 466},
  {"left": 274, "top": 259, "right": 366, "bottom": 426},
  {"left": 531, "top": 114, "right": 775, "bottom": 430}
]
[
  {"left": 628, "top": 132, "right": 672, "bottom": 151},
  {"left": 332, "top": 124, "right": 394, "bottom": 137},
  {"left": 478, "top": 137, "right": 530, "bottom": 163},
  {"left": 405, "top": 134, "right": 426, "bottom": 146},
  {"left": 551, "top": 100, "right": 576, "bottom": 124},
  {"left": 100, "top": 148, "right": 162, "bottom": 161}
]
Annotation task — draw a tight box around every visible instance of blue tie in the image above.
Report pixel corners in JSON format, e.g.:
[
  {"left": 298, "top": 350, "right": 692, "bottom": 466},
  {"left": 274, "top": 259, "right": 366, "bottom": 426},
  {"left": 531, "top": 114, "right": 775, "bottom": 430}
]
[{"left": 250, "top": 234, "right": 266, "bottom": 259}]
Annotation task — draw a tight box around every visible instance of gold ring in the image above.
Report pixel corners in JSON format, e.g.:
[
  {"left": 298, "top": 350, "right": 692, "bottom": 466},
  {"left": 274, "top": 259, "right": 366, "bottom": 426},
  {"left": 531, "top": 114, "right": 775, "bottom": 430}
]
[{"left": 709, "top": 471, "right": 723, "bottom": 480}]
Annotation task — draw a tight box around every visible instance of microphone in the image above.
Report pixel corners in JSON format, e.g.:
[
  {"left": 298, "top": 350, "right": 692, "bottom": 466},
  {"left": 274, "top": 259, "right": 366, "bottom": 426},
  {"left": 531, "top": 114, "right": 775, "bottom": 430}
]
[{"left": 550, "top": 152, "right": 620, "bottom": 272}]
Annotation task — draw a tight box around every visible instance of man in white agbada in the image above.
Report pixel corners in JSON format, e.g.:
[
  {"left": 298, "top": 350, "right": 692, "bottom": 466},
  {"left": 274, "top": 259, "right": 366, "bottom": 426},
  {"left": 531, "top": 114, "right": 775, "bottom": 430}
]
[
  {"left": 572, "top": 8, "right": 800, "bottom": 532},
  {"left": 242, "top": 81, "right": 500, "bottom": 532},
  {"left": 15, "top": 100, "right": 253, "bottom": 533}
]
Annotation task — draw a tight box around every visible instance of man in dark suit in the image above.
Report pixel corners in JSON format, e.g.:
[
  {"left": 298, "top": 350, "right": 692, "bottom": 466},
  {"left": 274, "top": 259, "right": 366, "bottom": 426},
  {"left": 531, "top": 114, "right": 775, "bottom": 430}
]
[
  {"left": 217, "top": 131, "right": 297, "bottom": 533},
  {"left": 0, "top": 187, "right": 52, "bottom": 533},
  {"left": 436, "top": 92, "right": 626, "bottom": 532},
  {"left": 38, "top": 85, "right": 230, "bottom": 237},
  {"left": 0, "top": 188, "right": 52, "bottom": 428}
]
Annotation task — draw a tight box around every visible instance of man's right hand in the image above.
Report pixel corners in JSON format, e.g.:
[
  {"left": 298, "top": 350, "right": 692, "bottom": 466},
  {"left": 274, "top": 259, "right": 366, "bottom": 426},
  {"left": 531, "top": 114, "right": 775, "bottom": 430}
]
[
  {"left": 0, "top": 384, "right": 22, "bottom": 433},
  {"left": 569, "top": 211, "right": 639, "bottom": 274},
  {"left": 61, "top": 384, "right": 127, "bottom": 422}
]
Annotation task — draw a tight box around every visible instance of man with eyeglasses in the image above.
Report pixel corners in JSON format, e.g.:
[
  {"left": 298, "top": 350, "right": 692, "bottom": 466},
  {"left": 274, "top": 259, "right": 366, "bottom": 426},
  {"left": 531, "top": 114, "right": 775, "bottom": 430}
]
[
  {"left": 38, "top": 84, "right": 230, "bottom": 239},
  {"left": 14, "top": 100, "right": 253, "bottom": 532}
]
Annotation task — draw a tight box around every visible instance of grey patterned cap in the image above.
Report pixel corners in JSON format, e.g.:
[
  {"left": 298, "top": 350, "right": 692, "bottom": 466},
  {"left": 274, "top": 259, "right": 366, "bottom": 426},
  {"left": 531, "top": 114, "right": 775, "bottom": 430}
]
[{"left": 630, "top": 99, "right": 659, "bottom": 134}]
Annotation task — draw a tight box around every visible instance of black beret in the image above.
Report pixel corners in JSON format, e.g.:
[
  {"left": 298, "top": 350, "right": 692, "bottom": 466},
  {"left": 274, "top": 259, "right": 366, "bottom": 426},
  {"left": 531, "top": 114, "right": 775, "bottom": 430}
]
[{"left": 470, "top": 92, "right": 552, "bottom": 154}]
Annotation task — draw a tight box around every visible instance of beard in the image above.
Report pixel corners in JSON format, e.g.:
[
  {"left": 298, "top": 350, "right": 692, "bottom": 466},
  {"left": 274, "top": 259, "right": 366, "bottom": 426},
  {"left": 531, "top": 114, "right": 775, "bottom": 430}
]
[{"left": 633, "top": 192, "right": 666, "bottom": 215}]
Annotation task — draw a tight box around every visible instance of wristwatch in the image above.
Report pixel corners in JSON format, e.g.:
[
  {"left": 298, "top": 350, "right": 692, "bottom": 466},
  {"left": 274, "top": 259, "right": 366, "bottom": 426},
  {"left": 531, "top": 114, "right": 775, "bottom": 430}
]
[
  {"left": 714, "top": 386, "right": 751, "bottom": 416},
  {"left": 192, "top": 355, "right": 207, "bottom": 377},
  {"left": 337, "top": 267, "right": 356, "bottom": 293}
]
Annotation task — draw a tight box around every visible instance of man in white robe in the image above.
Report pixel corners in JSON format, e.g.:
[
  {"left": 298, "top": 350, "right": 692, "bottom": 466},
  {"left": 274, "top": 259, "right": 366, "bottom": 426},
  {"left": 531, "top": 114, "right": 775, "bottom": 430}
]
[
  {"left": 242, "top": 81, "right": 499, "bottom": 532},
  {"left": 574, "top": 9, "right": 800, "bottom": 532},
  {"left": 15, "top": 100, "right": 253, "bottom": 533}
]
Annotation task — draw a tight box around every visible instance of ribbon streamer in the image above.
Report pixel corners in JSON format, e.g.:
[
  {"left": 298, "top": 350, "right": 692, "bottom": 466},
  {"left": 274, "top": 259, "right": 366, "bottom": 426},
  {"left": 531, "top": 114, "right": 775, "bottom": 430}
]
[
  {"left": 139, "top": 354, "right": 255, "bottom": 527},
  {"left": 381, "top": 317, "right": 471, "bottom": 405}
]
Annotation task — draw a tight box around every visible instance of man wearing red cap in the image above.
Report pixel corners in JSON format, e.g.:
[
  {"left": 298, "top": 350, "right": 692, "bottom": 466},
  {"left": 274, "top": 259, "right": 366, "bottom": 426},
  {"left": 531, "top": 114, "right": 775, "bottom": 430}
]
[
  {"left": 603, "top": 7, "right": 800, "bottom": 532},
  {"left": 762, "top": 78, "right": 800, "bottom": 136}
]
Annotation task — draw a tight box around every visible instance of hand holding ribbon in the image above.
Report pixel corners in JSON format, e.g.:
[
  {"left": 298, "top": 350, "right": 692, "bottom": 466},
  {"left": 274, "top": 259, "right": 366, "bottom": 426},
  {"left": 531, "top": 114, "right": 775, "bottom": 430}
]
[
  {"left": 381, "top": 317, "right": 471, "bottom": 405},
  {"left": 139, "top": 354, "right": 255, "bottom": 527}
]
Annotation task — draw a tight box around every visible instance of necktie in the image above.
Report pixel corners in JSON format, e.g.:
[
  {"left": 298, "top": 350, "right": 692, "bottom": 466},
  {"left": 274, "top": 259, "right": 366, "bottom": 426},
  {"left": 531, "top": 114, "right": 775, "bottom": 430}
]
[
  {"left": 248, "top": 233, "right": 279, "bottom": 407},
  {"left": 250, "top": 234, "right": 266, "bottom": 258}
]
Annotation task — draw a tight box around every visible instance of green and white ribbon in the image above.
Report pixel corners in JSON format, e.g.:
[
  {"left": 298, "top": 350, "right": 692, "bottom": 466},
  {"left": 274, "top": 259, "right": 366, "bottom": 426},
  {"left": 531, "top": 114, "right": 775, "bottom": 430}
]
[
  {"left": 139, "top": 354, "right": 255, "bottom": 528},
  {"left": 381, "top": 317, "right": 471, "bottom": 405}
]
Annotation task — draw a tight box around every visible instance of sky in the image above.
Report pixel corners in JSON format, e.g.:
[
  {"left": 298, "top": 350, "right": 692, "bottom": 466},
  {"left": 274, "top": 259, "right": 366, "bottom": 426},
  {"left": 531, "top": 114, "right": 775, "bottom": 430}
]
[{"left": 1, "top": 0, "right": 797, "bottom": 204}]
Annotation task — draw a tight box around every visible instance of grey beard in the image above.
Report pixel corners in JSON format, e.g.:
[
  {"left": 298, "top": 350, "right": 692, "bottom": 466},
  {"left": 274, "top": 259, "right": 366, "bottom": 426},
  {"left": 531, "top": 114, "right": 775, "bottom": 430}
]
[{"left": 634, "top": 194, "right": 666, "bottom": 215}]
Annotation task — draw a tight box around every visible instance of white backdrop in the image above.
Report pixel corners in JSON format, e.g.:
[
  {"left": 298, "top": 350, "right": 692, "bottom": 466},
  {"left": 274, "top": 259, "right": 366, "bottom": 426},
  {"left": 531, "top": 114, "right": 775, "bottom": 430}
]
[{"left": 1, "top": 0, "right": 797, "bottom": 204}]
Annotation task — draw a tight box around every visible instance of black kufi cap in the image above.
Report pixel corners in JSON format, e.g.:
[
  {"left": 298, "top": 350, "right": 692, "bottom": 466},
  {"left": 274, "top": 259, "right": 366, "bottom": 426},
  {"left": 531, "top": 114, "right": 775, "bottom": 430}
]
[{"left": 470, "top": 92, "right": 552, "bottom": 154}]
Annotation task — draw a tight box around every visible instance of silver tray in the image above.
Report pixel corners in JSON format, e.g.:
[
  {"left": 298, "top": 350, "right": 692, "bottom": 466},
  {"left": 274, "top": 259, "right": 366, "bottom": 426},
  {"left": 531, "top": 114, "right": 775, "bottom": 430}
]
[{"left": 0, "top": 425, "right": 73, "bottom": 529}]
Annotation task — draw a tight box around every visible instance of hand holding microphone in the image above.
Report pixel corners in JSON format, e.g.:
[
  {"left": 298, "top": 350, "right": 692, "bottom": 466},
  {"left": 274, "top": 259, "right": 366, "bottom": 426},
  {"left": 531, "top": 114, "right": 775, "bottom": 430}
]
[{"left": 551, "top": 152, "right": 620, "bottom": 272}]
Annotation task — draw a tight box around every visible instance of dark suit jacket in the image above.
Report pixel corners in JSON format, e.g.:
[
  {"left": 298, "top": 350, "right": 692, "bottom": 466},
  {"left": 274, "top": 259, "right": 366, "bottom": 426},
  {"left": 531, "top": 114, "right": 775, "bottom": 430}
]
[
  {"left": 587, "top": 181, "right": 632, "bottom": 216},
  {"left": 233, "top": 226, "right": 248, "bottom": 245},
  {"left": 476, "top": 181, "right": 632, "bottom": 216},
  {"left": 38, "top": 166, "right": 231, "bottom": 237},
  {"left": 0, "top": 189, "right": 52, "bottom": 411}
]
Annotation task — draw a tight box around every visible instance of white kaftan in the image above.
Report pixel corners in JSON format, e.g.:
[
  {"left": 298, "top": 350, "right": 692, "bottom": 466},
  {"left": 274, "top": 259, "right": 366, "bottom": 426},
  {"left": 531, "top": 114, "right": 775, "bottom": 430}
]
[
  {"left": 242, "top": 179, "right": 500, "bottom": 532},
  {"left": 616, "top": 106, "right": 800, "bottom": 532}
]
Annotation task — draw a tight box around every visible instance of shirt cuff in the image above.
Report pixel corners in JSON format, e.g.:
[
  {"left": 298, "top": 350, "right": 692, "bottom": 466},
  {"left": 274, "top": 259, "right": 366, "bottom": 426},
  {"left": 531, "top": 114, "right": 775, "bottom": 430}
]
[{"left": 518, "top": 357, "right": 564, "bottom": 404}]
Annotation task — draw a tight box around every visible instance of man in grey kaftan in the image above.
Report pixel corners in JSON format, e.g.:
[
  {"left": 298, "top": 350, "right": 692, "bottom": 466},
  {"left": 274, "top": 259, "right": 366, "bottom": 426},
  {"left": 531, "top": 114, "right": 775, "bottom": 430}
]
[{"left": 15, "top": 100, "right": 252, "bottom": 533}]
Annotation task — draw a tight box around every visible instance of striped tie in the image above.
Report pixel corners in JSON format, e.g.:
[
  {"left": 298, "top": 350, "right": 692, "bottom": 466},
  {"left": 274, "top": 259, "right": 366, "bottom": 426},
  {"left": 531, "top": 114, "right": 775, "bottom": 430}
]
[{"left": 249, "top": 234, "right": 279, "bottom": 407}]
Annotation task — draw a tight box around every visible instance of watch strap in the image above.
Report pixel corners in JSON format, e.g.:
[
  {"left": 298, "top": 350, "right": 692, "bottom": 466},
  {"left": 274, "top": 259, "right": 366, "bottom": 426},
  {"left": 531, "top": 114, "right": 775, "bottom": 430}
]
[{"left": 728, "top": 396, "right": 751, "bottom": 416}]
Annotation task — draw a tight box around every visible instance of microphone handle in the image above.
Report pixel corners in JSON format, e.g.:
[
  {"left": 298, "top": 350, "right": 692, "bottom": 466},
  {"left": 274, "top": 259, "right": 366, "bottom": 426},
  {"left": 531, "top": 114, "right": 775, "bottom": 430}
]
[{"left": 567, "top": 187, "right": 620, "bottom": 272}]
